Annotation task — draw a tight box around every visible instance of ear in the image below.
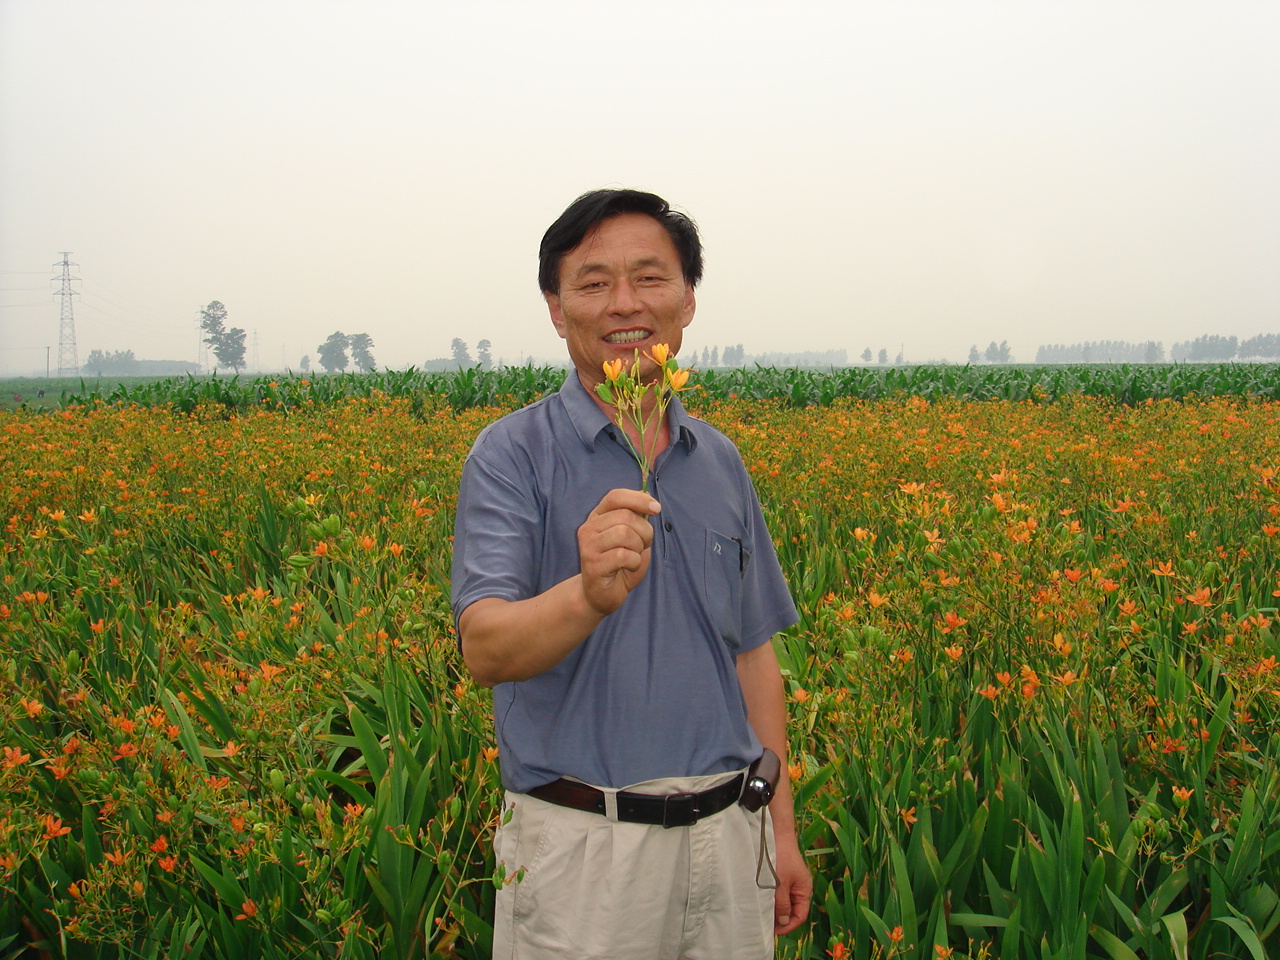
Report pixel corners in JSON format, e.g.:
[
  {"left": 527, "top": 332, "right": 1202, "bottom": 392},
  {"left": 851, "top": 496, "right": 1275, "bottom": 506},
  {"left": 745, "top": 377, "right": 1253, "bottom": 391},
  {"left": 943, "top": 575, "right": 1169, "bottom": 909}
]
[
  {"left": 545, "top": 292, "right": 568, "bottom": 340},
  {"left": 681, "top": 286, "right": 696, "bottom": 329}
]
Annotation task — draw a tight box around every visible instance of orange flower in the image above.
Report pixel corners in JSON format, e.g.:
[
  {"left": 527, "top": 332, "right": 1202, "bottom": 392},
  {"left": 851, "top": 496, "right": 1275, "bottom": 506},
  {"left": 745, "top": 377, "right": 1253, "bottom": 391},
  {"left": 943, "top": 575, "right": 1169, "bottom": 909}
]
[
  {"left": 43, "top": 815, "right": 72, "bottom": 839},
  {"left": 1172, "top": 786, "right": 1194, "bottom": 805},
  {"left": 235, "top": 899, "right": 258, "bottom": 920},
  {"left": 481, "top": 746, "right": 500, "bottom": 762},
  {"left": 158, "top": 855, "right": 178, "bottom": 872},
  {"left": 666, "top": 367, "right": 691, "bottom": 391},
  {"left": 978, "top": 684, "right": 999, "bottom": 700},
  {"left": 150, "top": 835, "right": 168, "bottom": 853},
  {"left": 889, "top": 926, "right": 904, "bottom": 943},
  {"left": 939, "top": 611, "right": 968, "bottom": 633},
  {"left": 793, "top": 688, "right": 810, "bottom": 703},
  {"left": 2, "top": 746, "right": 30, "bottom": 768},
  {"left": 944, "top": 645, "right": 963, "bottom": 662},
  {"left": 827, "top": 943, "right": 850, "bottom": 959},
  {"left": 20, "top": 698, "right": 43, "bottom": 718},
  {"left": 314, "top": 541, "right": 329, "bottom": 557},
  {"left": 114, "top": 742, "right": 139, "bottom": 760},
  {"left": 1183, "top": 587, "right": 1212, "bottom": 606},
  {"left": 867, "top": 590, "right": 890, "bottom": 608},
  {"left": 646, "top": 342, "right": 671, "bottom": 366},
  {"left": 602, "top": 358, "right": 625, "bottom": 382},
  {"left": 900, "top": 806, "right": 917, "bottom": 829},
  {"left": 104, "top": 848, "right": 128, "bottom": 865}
]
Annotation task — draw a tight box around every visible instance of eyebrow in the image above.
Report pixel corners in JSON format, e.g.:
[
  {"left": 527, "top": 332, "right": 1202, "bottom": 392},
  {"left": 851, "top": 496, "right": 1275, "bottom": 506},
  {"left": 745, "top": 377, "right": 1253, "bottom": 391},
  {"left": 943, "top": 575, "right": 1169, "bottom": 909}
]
[{"left": 571, "top": 255, "right": 671, "bottom": 279}]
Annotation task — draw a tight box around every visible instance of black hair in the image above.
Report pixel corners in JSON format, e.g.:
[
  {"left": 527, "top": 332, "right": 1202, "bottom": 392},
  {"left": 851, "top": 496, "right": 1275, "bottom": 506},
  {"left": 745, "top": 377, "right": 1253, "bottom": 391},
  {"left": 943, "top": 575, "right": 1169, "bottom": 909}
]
[{"left": 538, "top": 188, "right": 703, "bottom": 294}]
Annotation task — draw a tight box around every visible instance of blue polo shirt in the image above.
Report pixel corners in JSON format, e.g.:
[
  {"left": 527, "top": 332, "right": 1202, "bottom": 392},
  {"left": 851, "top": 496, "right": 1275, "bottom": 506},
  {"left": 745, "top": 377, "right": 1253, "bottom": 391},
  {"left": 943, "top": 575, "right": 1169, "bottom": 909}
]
[{"left": 451, "top": 373, "right": 797, "bottom": 793}]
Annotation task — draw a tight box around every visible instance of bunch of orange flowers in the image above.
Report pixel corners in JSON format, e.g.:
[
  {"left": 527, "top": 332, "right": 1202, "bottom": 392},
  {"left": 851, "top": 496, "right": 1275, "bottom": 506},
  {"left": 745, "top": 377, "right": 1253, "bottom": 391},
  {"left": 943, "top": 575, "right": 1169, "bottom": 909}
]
[{"left": 595, "top": 343, "right": 693, "bottom": 493}]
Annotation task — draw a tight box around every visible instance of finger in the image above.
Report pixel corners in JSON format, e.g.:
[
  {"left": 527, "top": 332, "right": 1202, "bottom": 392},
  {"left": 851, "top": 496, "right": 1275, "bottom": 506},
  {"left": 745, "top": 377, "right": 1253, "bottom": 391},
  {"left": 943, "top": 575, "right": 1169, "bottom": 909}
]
[
  {"left": 582, "top": 511, "right": 655, "bottom": 551},
  {"left": 587, "top": 523, "right": 650, "bottom": 557},
  {"left": 774, "top": 887, "right": 792, "bottom": 932},
  {"left": 589, "top": 488, "right": 661, "bottom": 519}
]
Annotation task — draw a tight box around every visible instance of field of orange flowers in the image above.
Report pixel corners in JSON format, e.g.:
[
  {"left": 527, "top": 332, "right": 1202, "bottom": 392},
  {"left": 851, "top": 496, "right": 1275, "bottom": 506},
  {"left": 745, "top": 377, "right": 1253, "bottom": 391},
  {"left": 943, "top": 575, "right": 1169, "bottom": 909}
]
[{"left": 2, "top": 390, "right": 1278, "bottom": 959}]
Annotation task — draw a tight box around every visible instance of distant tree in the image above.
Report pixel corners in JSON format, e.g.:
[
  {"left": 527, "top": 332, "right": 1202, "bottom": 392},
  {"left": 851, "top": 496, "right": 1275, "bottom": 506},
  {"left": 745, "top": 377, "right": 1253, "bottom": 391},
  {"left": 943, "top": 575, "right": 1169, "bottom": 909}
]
[
  {"left": 477, "top": 339, "right": 493, "bottom": 371},
  {"left": 317, "top": 331, "right": 350, "bottom": 373},
  {"left": 877, "top": 348, "right": 888, "bottom": 365},
  {"left": 299, "top": 354, "right": 310, "bottom": 372},
  {"left": 709, "top": 346, "right": 719, "bottom": 367},
  {"left": 200, "top": 301, "right": 247, "bottom": 373},
  {"left": 349, "top": 333, "right": 376, "bottom": 372},
  {"left": 83, "top": 349, "right": 138, "bottom": 376},
  {"left": 861, "top": 348, "right": 873, "bottom": 363},
  {"left": 968, "top": 345, "right": 981, "bottom": 364},
  {"left": 450, "top": 338, "right": 473, "bottom": 367},
  {"left": 1239, "top": 333, "right": 1280, "bottom": 359},
  {"left": 894, "top": 350, "right": 904, "bottom": 365}
]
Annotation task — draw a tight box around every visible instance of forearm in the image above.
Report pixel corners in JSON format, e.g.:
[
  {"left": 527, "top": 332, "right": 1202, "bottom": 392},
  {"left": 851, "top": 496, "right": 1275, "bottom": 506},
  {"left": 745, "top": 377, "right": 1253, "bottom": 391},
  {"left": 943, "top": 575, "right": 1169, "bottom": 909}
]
[
  {"left": 737, "top": 638, "right": 812, "bottom": 934},
  {"left": 735, "top": 641, "right": 798, "bottom": 838},
  {"left": 459, "top": 577, "right": 604, "bottom": 687}
]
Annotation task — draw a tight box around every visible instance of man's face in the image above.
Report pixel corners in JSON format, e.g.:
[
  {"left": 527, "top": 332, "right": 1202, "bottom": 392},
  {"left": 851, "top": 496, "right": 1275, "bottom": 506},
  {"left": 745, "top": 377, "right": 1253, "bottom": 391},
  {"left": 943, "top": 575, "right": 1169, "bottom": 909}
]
[{"left": 545, "top": 212, "right": 696, "bottom": 390}]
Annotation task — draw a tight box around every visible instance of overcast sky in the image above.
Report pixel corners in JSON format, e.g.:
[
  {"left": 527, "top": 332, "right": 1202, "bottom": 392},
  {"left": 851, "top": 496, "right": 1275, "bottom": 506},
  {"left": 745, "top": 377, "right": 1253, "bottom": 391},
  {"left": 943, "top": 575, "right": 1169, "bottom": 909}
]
[{"left": 2, "top": 0, "right": 1277, "bottom": 376}]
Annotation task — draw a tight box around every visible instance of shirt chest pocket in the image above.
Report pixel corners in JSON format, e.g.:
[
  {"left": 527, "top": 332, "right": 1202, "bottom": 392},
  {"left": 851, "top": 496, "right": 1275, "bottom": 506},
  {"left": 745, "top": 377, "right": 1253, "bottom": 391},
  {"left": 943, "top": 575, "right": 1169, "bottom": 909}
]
[{"left": 702, "top": 528, "right": 750, "bottom": 649}]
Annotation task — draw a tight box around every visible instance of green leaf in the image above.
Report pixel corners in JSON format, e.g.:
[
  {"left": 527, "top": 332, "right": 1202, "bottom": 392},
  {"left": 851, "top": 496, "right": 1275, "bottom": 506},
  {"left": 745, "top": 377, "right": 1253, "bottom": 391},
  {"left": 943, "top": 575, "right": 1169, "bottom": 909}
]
[
  {"left": 1090, "top": 925, "right": 1142, "bottom": 960},
  {"left": 190, "top": 855, "right": 248, "bottom": 911},
  {"left": 1213, "top": 916, "right": 1267, "bottom": 960},
  {"left": 162, "top": 688, "right": 207, "bottom": 772},
  {"left": 349, "top": 704, "right": 388, "bottom": 784}
]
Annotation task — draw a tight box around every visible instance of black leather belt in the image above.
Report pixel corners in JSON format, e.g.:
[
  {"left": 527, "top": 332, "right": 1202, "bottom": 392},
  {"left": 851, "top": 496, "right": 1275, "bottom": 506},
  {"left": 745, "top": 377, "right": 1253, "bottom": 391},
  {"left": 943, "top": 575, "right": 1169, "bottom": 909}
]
[{"left": 528, "top": 774, "right": 745, "bottom": 828}]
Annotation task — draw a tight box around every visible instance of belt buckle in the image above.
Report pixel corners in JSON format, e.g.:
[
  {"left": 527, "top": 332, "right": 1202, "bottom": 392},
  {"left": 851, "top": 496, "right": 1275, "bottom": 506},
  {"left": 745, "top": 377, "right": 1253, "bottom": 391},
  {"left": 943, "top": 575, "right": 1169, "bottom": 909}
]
[{"left": 661, "top": 792, "right": 700, "bottom": 828}]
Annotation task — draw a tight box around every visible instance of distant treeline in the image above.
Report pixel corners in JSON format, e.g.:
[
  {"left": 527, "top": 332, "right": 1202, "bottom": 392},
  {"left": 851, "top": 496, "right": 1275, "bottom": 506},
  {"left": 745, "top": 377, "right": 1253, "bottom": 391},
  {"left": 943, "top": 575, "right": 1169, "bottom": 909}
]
[
  {"left": 83, "top": 350, "right": 200, "bottom": 377},
  {"left": 1037, "top": 334, "right": 1278, "bottom": 364}
]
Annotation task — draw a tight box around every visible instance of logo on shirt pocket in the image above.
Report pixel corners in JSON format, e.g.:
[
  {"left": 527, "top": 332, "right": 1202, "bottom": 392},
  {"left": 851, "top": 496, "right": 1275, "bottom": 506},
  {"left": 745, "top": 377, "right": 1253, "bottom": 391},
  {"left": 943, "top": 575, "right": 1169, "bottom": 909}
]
[{"left": 703, "top": 529, "right": 748, "bottom": 648}]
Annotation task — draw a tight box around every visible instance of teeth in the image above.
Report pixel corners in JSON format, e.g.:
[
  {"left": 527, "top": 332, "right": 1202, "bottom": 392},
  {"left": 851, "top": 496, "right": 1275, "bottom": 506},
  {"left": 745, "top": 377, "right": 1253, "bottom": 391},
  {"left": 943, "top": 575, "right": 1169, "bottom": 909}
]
[{"left": 605, "top": 330, "right": 650, "bottom": 344}]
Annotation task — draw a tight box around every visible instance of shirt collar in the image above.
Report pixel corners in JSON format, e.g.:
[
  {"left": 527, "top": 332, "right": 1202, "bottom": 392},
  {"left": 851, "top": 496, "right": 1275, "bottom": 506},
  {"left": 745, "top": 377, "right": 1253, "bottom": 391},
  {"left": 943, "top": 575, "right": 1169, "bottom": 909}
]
[{"left": 559, "top": 372, "right": 698, "bottom": 453}]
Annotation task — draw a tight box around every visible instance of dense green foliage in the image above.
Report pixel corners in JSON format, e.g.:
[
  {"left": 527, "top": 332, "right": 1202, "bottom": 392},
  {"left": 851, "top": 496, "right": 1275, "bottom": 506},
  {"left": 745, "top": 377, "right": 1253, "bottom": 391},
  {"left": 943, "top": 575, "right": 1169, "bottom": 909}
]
[{"left": 2, "top": 363, "right": 1277, "bottom": 419}]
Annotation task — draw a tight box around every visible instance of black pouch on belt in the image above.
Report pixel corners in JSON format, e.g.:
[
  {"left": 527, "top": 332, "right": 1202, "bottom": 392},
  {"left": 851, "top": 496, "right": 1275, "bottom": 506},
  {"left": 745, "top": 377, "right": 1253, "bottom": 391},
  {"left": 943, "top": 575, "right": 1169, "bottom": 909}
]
[{"left": 739, "top": 747, "right": 781, "bottom": 812}]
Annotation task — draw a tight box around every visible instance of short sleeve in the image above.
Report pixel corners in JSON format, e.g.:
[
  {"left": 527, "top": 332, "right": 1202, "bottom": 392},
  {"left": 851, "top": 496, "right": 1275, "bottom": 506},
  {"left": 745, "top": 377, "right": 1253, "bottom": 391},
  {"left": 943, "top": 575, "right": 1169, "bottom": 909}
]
[
  {"left": 736, "top": 456, "right": 799, "bottom": 651},
  {"left": 450, "top": 446, "right": 543, "bottom": 633}
]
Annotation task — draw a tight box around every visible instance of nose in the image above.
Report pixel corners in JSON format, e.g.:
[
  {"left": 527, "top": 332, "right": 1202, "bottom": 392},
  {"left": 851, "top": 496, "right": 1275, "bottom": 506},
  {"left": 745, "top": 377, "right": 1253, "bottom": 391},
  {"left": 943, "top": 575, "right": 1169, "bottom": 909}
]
[{"left": 607, "top": 279, "right": 640, "bottom": 316}]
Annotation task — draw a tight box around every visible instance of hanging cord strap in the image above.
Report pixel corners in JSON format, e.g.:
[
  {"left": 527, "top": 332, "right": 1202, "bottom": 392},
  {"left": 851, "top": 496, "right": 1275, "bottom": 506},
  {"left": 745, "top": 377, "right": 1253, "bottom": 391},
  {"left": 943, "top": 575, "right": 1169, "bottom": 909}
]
[{"left": 756, "top": 810, "right": 779, "bottom": 889}]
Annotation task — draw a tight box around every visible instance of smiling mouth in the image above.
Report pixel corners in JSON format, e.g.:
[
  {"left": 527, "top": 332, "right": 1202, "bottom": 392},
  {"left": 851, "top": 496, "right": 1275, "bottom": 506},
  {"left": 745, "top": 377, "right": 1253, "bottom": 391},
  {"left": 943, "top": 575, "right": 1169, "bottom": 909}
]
[{"left": 604, "top": 329, "right": 651, "bottom": 344}]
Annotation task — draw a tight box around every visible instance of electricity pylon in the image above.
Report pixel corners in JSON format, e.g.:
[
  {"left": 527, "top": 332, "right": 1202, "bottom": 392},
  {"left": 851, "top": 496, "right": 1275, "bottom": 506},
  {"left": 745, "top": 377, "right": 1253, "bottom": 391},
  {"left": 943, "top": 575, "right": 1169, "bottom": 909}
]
[{"left": 53, "top": 253, "right": 80, "bottom": 377}]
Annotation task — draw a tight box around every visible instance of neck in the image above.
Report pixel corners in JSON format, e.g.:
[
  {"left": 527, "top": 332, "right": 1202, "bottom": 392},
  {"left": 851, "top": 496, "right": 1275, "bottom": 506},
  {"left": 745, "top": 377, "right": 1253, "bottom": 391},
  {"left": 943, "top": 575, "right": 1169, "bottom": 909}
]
[{"left": 578, "top": 371, "right": 672, "bottom": 458}]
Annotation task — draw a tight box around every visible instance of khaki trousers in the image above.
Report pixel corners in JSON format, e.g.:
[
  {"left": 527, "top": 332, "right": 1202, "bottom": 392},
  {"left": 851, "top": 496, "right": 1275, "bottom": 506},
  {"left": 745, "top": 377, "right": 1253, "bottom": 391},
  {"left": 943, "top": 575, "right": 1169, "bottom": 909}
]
[{"left": 492, "top": 771, "right": 775, "bottom": 960}]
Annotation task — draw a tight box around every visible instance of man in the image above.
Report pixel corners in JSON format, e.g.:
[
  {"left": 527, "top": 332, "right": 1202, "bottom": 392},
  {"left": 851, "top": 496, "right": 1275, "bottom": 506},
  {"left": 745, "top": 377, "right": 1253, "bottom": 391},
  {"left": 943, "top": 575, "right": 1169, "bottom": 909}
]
[{"left": 451, "top": 189, "right": 810, "bottom": 959}]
